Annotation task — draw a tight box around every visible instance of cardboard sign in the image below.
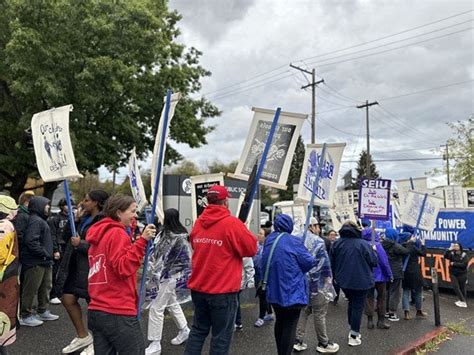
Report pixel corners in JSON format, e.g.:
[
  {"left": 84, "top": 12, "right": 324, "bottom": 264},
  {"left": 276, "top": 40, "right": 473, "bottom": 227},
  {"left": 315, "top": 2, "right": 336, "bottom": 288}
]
[
  {"left": 358, "top": 178, "right": 391, "bottom": 220},
  {"left": 399, "top": 191, "right": 444, "bottom": 231}
]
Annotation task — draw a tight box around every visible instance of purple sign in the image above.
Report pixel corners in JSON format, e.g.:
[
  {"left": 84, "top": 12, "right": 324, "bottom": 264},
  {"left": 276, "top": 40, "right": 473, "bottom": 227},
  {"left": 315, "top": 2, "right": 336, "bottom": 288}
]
[{"left": 358, "top": 178, "right": 391, "bottom": 220}]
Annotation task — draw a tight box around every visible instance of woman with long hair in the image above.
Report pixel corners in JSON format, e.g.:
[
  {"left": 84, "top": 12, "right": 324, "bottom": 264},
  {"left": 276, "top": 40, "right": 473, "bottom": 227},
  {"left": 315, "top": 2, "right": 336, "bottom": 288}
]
[
  {"left": 57, "top": 190, "right": 109, "bottom": 354},
  {"left": 444, "top": 242, "right": 469, "bottom": 308},
  {"left": 145, "top": 208, "right": 192, "bottom": 355},
  {"left": 86, "top": 194, "right": 156, "bottom": 354}
]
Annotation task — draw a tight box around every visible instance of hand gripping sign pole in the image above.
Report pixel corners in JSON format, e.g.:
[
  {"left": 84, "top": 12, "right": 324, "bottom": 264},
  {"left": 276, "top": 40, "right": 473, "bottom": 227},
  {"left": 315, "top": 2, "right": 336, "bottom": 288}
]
[
  {"left": 402, "top": 193, "right": 428, "bottom": 272},
  {"left": 302, "top": 143, "right": 327, "bottom": 244},
  {"left": 238, "top": 108, "right": 282, "bottom": 224},
  {"left": 137, "top": 89, "right": 173, "bottom": 318}
]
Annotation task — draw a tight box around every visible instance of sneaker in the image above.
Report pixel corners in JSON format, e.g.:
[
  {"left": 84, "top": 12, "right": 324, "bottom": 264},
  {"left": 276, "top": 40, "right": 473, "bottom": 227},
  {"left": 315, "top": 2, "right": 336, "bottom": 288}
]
[
  {"left": 19, "top": 315, "right": 43, "bottom": 327},
  {"left": 171, "top": 326, "right": 190, "bottom": 345},
  {"left": 234, "top": 323, "right": 243, "bottom": 331},
  {"left": 384, "top": 312, "right": 390, "bottom": 318},
  {"left": 348, "top": 335, "right": 362, "bottom": 347},
  {"left": 145, "top": 340, "right": 161, "bottom": 355},
  {"left": 316, "top": 342, "right": 339, "bottom": 353},
  {"left": 416, "top": 310, "right": 428, "bottom": 319},
  {"left": 254, "top": 318, "right": 264, "bottom": 327},
  {"left": 348, "top": 332, "right": 361, "bottom": 339},
  {"left": 37, "top": 310, "right": 59, "bottom": 321},
  {"left": 263, "top": 314, "right": 274, "bottom": 321},
  {"left": 50, "top": 297, "right": 62, "bottom": 305},
  {"left": 388, "top": 313, "right": 400, "bottom": 322},
  {"left": 62, "top": 333, "right": 93, "bottom": 354},
  {"left": 79, "top": 344, "right": 94, "bottom": 355},
  {"left": 293, "top": 341, "right": 308, "bottom": 352}
]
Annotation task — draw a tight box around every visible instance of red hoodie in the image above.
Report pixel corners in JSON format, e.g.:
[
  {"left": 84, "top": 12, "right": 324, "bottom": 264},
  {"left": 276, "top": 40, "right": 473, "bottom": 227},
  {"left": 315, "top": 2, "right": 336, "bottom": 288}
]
[
  {"left": 86, "top": 217, "right": 147, "bottom": 316},
  {"left": 188, "top": 204, "right": 257, "bottom": 294}
]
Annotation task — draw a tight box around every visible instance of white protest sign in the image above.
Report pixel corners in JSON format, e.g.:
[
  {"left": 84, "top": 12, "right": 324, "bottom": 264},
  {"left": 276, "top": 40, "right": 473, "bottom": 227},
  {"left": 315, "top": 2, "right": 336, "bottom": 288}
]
[
  {"left": 330, "top": 206, "right": 357, "bottom": 231},
  {"left": 190, "top": 173, "right": 225, "bottom": 222},
  {"left": 128, "top": 148, "right": 147, "bottom": 212},
  {"left": 31, "top": 105, "right": 82, "bottom": 182},
  {"left": 232, "top": 107, "right": 306, "bottom": 190},
  {"left": 444, "top": 185, "right": 464, "bottom": 208},
  {"left": 279, "top": 203, "right": 307, "bottom": 234},
  {"left": 358, "top": 178, "right": 392, "bottom": 220},
  {"left": 399, "top": 191, "right": 444, "bottom": 231},
  {"left": 151, "top": 92, "right": 181, "bottom": 223},
  {"left": 395, "top": 177, "right": 428, "bottom": 206},
  {"left": 297, "top": 143, "right": 346, "bottom": 207}
]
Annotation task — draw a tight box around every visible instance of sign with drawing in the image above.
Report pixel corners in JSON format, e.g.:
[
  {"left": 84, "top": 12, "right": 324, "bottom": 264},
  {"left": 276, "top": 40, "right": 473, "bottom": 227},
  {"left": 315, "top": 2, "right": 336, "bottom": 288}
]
[
  {"left": 31, "top": 105, "right": 82, "bottom": 182},
  {"left": 399, "top": 191, "right": 444, "bottom": 231},
  {"left": 190, "top": 173, "right": 225, "bottom": 221},
  {"left": 358, "top": 178, "right": 391, "bottom": 220},
  {"left": 232, "top": 107, "right": 306, "bottom": 190}
]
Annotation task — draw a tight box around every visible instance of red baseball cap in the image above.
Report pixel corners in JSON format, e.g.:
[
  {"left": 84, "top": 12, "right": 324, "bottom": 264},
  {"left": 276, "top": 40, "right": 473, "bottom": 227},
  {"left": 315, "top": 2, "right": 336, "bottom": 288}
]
[{"left": 206, "top": 185, "right": 231, "bottom": 202}]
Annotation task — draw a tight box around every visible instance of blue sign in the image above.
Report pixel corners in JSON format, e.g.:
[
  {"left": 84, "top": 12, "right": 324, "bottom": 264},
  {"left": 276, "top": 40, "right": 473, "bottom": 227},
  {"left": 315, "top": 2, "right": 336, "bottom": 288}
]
[{"left": 419, "top": 210, "right": 474, "bottom": 249}]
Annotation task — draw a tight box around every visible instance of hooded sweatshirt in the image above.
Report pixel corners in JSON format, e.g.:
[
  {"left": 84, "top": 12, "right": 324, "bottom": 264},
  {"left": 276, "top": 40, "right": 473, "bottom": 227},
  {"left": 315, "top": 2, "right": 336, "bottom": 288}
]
[
  {"left": 381, "top": 228, "right": 409, "bottom": 279},
  {"left": 21, "top": 196, "right": 53, "bottom": 269},
  {"left": 187, "top": 204, "right": 257, "bottom": 294},
  {"left": 361, "top": 228, "right": 393, "bottom": 283},
  {"left": 86, "top": 217, "right": 148, "bottom": 316}
]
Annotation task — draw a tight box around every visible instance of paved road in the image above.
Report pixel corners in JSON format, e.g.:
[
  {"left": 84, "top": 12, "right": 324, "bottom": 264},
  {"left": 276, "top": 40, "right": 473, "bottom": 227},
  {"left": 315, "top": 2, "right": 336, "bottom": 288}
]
[{"left": 9, "top": 290, "right": 473, "bottom": 354}]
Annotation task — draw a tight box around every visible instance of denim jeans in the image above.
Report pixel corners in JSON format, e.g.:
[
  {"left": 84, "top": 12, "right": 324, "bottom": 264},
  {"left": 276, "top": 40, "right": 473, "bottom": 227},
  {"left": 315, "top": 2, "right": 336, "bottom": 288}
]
[
  {"left": 402, "top": 286, "right": 422, "bottom": 311},
  {"left": 342, "top": 288, "right": 369, "bottom": 335},
  {"left": 88, "top": 310, "right": 145, "bottom": 354},
  {"left": 184, "top": 291, "right": 238, "bottom": 355}
]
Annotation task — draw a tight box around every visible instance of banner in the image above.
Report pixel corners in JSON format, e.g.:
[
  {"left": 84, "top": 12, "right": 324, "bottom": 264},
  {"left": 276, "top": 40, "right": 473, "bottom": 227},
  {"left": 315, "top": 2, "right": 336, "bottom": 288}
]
[
  {"left": 444, "top": 185, "right": 464, "bottom": 208},
  {"left": 128, "top": 148, "right": 147, "bottom": 212},
  {"left": 190, "top": 173, "right": 225, "bottom": 222},
  {"left": 31, "top": 105, "right": 82, "bottom": 182},
  {"left": 151, "top": 93, "right": 181, "bottom": 223},
  {"left": 358, "top": 178, "right": 391, "bottom": 220},
  {"left": 232, "top": 107, "right": 306, "bottom": 190},
  {"left": 419, "top": 209, "right": 474, "bottom": 249},
  {"left": 399, "top": 191, "right": 444, "bottom": 231},
  {"left": 297, "top": 143, "right": 346, "bottom": 207}
]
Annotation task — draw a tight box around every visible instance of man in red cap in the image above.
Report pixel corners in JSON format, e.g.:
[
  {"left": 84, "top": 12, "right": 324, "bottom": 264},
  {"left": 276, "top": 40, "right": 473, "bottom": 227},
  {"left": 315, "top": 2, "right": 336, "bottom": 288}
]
[{"left": 185, "top": 184, "right": 257, "bottom": 355}]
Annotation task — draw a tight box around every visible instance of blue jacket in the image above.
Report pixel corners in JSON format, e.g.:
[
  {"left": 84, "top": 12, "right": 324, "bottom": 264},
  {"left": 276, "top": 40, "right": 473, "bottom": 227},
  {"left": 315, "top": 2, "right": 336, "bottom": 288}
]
[
  {"left": 261, "top": 214, "right": 315, "bottom": 307},
  {"left": 361, "top": 228, "right": 393, "bottom": 283},
  {"left": 330, "top": 224, "right": 378, "bottom": 290}
]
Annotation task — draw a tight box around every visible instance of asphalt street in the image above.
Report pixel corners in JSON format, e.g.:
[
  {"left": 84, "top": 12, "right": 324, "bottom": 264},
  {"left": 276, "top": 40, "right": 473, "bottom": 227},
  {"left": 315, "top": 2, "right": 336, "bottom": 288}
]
[{"left": 9, "top": 289, "right": 473, "bottom": 354}]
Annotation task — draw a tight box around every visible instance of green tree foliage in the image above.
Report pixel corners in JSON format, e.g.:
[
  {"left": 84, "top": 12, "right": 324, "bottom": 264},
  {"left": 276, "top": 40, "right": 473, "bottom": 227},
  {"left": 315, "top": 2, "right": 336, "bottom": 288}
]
[
  {"left": 169, "top": 160, "right": 202, "bottom": 176},
  {"left": 0, "top": 0, "right": 219, "bottom": 199},
  {"left": 350, "top": 150, "right": 380, "bottom": 189},
  {"left": 207, "top": 160, "right": 238, "bottom": 174},
  {"left": 279, "top": 135, "right": 305, "bottom": 201}
]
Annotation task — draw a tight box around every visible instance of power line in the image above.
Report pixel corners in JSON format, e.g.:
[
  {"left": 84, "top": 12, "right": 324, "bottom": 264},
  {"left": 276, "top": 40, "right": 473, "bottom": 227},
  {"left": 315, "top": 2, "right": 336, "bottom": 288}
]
[{"left": 341, "top": 157, "right": 443, "bottom": 163}]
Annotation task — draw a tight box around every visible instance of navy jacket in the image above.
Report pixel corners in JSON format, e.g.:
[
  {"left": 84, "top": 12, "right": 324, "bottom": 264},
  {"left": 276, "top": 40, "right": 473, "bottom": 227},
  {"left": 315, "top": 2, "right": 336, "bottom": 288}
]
[
  {"left": 330, "top": 224, "right": 378, "bottom": 290},
  {"left": 20, "top": 197, "right": 53, "bottom": 269}
]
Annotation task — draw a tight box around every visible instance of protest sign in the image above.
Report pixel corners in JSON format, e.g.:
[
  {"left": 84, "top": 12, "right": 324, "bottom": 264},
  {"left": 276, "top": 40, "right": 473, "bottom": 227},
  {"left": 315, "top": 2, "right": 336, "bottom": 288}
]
[
  {"left": 358, "top": 178, "right": 391, "bottom": 220},
  {"left": 464, "top": 188, "right": 474, "bottom": 208},
  {"left": 444, "top": 185, "right": 464, "bottom": 208},
  {"left": 190, "top": 173, "right": 225, "bottom": 221},
  {"left": 297, "top": 143, "right": 346, "bottom": 207},
  {"left": 399, "top": 191, "right": 444, "bottom": 231},
  {"left": 232, "top": 107, "right": 305, "bottom": 190},
  {"left": 279, "top": 203, "right": 307, "bottom": 234},
  {"left": 31, "top": 105, "right": 82, "bottom": 182},
  {"left": 395, "top": 177, "right": 428, "bottom": 206},
  {"left": 330, "top": 206, "right": 357, "bottom": 231},
  {"left": 128, "top": 148, "right": 147, "bottom": 212}
]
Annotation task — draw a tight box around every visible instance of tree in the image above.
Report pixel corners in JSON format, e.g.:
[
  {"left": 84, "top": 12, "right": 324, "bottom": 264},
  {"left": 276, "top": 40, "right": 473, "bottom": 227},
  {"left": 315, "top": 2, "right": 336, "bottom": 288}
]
[
  {"left": 169, "top": 160, "right": 202, "bottom": 176},
  {"left": 350, "top": 150, "right": 380, "bottom": 189},
  {"left": 427, "top": 119, "right": 474, "bottom": 187},
  {"left": 0, "top": 0, "right": 219, "bottom": 199},
  {"left": 207, "top": 160, "right": 238, "bottom": 174},
  {"left": 279, "top": 135, "right": 305, "bottom": 201}
]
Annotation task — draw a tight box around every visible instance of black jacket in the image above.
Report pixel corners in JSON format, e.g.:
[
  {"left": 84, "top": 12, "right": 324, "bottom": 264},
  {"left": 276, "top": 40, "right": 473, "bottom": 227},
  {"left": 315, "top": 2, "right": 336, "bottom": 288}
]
[
  {"left": 13, "top": 205, "right": 29, "bottom": 247},
  {"left": 381, "top": 238, "right": 409, "bottom": 280},
  {"left": 56, "top": 214, "right": 102, "bottom": 299},
  {"left": 48, "top": 212, "right": 69, "bottom": 250},
  {"left": 20, "top": 197, "right": 53, "bottom": 269},
  {"left": 402, "top": 241, "right": 426, "bottom": 290},
  {"left": 444, "top": 250, "right": 469, "bottom": 276}
]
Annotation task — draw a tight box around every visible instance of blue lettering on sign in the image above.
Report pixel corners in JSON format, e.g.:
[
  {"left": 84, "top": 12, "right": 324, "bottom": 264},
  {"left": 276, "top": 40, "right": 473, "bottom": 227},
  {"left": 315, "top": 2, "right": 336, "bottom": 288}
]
[{"left": 304, "top": 150, "right": 335, "bottom": 200}]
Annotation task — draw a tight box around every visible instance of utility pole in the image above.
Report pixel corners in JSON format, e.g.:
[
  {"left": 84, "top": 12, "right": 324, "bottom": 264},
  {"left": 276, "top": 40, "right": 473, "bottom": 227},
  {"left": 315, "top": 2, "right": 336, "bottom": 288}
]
[
  {"left": 441, "top": 144, "right": 451, "bottom": 185},
  {"left": 290, "top": 64, "right": 324, "bottom": 143},
  {"left": 356, "top": 100, "right": 378, "bottom": 178}
]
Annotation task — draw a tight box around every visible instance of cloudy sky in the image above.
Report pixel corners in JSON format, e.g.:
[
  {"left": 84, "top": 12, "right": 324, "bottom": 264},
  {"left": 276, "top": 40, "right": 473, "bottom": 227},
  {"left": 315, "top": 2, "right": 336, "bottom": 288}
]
[{"left": 106, "top": 0, "right": 473, "bottom": 188}]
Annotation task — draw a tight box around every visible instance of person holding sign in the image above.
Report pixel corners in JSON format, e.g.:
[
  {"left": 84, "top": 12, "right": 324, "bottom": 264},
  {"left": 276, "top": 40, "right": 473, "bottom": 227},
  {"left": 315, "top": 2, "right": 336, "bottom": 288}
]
[
  {"left": 184, "top": 185, "right": 257, "bottom": 355},
  {"left": 444, "top": 243, "right": 469, "bottom": 308},
  {"left": 86, "top": 195, "right": 157, "bottom": 354}
]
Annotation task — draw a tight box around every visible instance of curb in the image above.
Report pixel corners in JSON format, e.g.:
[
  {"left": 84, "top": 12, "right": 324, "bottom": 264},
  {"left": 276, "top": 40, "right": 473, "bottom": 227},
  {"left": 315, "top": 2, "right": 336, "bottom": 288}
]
[{"left": 392, "top": 326, "right": 448, "bottom": 355}]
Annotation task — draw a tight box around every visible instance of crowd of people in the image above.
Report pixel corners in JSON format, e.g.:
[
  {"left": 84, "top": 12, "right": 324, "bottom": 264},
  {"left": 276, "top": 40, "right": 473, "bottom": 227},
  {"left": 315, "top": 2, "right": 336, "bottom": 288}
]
[{"left": 0, "top": 184, "right": 470, "bottom": 355}]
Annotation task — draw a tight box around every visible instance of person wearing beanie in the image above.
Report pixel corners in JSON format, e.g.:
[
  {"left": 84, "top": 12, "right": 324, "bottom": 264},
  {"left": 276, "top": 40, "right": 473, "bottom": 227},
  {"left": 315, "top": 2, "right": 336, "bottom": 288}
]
[
  {"left": 444, "top": 242, "right": 469, "bottom": 308},
  {"left": 184, "top": 185, "right": 257, "bottom": 355},
  {"left": 261, "top": 214, "right": 316, "bottom": 355},
  {"left": 57, "top": 190, "right": 109, "bottom": 354},
  {"left": 330, "top": 221, "right": 378, "bottom": 347},
  {"left": 0, "top": 196, "right": 19, "bottom": 352},
  {"left": 381, "top": 228, "right": 409, "bottom": 321}
]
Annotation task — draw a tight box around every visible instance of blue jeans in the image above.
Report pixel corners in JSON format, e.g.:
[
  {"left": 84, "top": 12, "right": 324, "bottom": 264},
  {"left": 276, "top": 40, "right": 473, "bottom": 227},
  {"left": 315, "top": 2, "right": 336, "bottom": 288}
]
[
  {"left": 88, "top": 310, "right": 145, "bottom": 354},
  {"left": 402, "top": 286, "right": 422, "bottom": 311},
  {"left": 184, "top": 291, "right": 238, "bottom": 355},
  {"left": 342, "top": 288, "right": 369, "bottom": 335}
]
